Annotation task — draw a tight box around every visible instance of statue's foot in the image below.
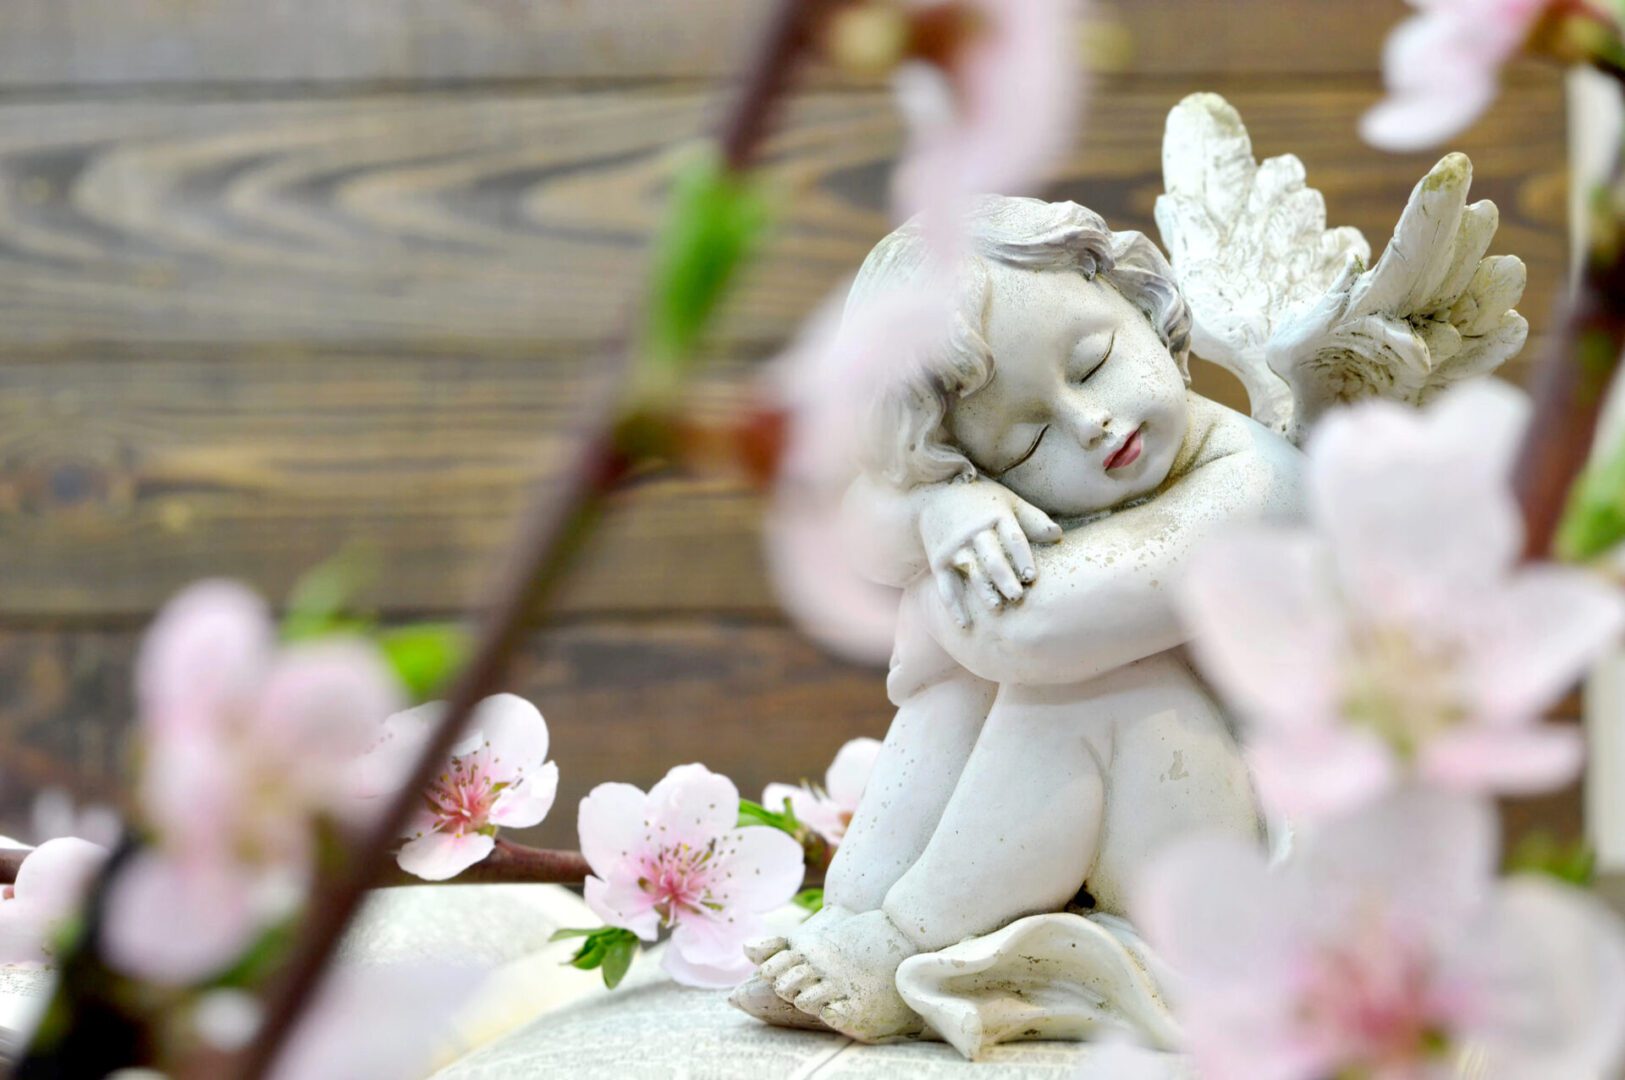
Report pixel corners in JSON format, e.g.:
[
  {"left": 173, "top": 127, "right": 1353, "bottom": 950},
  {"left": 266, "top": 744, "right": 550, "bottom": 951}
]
[
  {"left": 728, "top": 975, "right": 834, "bottom": 1031},
  {"left": 759, "top": 908, "right": 924, "bottom": 1043},
  {"left": 731, "top": 904, "right": 857, "bottom": 1031}
]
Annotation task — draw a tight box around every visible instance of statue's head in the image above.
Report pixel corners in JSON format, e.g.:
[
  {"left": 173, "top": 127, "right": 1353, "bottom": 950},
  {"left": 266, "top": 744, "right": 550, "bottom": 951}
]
[{"left": 852, "top": 195, "right": 1193, "bottom": 516}]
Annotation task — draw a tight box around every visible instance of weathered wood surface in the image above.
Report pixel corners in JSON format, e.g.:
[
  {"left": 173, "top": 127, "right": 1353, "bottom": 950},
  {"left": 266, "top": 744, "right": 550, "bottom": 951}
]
[
  {"left": 0, "top": 80, "right": 1565, "bottom": 350},
  {"left": 0, "top": 620, "right": 895, "bottom": 850},
  {"left": 0, "top": 75, "right": 1569, "bottom": 615},
  {"left": 0, "top": 0, "right": 1416, "bottom": 87}
]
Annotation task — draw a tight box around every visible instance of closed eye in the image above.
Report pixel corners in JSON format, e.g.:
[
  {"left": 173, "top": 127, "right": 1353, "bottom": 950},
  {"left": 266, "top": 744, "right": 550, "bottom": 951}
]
[
  {"left": 1076, "top": 330, "right": 1115, "bottom": 383},
  {"left": 991, "top": 424, "right": 1048, "bottom": 477}
]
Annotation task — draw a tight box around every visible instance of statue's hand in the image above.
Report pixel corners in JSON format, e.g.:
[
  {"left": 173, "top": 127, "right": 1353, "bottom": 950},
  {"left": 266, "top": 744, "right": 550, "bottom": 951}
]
[{"left": 917, "top": 479, "right": 1061, "bottom": 628}]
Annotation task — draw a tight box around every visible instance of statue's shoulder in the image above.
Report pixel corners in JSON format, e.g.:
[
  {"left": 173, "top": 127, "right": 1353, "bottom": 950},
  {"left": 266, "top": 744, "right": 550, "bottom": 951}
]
[{"left": 1172, "top": 394, "right": 1305, "bottom": 518}]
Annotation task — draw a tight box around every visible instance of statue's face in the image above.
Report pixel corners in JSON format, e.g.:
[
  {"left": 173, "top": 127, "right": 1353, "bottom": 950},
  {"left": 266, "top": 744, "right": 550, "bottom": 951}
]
[{"left": 948, "top": 263, "right": 1188, "bottom": 517}]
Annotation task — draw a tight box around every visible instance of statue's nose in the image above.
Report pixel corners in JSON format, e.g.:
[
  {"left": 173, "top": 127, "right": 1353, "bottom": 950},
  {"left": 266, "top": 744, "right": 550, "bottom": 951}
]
[{"left": 1060, "top": 401, "right": 1110, "bottom": 448}]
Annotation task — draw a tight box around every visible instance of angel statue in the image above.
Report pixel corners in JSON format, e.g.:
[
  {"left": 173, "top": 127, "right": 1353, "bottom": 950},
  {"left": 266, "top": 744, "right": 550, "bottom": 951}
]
[{"left": 731, "top": 93, "right": 1529, "bottom": 1058}]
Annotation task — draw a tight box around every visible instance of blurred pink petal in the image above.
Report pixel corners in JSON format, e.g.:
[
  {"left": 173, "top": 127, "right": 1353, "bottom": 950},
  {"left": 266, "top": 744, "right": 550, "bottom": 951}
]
[
  {"left": 104, "top": 851, "right": 295, "bottom": 985},
  {"left": 264, "top": 962, "right": 488, "bottom": 1080},
  {"left": 0, "top": 838, "right": 108, "bottom": 966},
  {"left": 1420, "top": 724, "right": 1584, "bottom": 794},
  {"left": 136, "top": 579, "right": 272, "bottom": 737},
  {"left": 1136, "top": 789, "right": 1625, "bottom": 1080},
  {"left": 358, "top": 694, "right": 557, "bottom": 882},
  {"left": 762, "top": 736, "right": 882, "bottom": 845},
  {"left": 577, "top": 763, "right": 804, "bottom": 987},
  {"left": 893, "top": 0, "right": 1084, "bottom": 250},
  {"left": 1179, "top": 383, "right": 1623, "bottom": 817},
  {"left": 1361, "top": 0, "right": 1546, "bottom": 151}
]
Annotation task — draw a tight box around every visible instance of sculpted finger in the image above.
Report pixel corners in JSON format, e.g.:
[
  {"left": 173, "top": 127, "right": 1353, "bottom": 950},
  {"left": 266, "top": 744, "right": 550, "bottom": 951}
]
[
  {"left": 994, "top": 518, "right": 1037, "bottom": 586},
  {"left": 935, "top": 567, "right": 971, "bottom": 629},
  {"left": 1011, "top": 500, "right": 1062, "bottom": 544},
  {"left": 953, "top": 550, "right": 1003, "bottom": 611},
  {"left": 974, "top": 529, "right": 1023, "bottom": 601}
]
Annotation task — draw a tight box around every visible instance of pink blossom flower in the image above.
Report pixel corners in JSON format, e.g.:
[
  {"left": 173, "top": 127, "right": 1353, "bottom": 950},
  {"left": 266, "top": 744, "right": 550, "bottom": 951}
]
[
  {"left": 892, "top": 0, "right": 1084, "bottom": 253},
  {"left": 1178, "top": 382, "right": 1625, "bottom": 819},
  {"left": 1361, "top": 0, "right": 1549, "bottom": 151},
  {"left": 357, "top": 693, "right": 559, "bottom": 881},
  {"left": 762, "top": 737, "right": 882, "bottom": 845},
  {"left": 0, "top": 838, "right": 109, "bottom": 965},
  {"left": 579, "top": 763, "right": 805, "bottom": 988},
  {"left": 103, "top": 580, "right": 402, "bottom": 985},
  {"left": 1135, "top": 789, "right": 1625, "bottom": 1080},
  {"left": 192, "top": 961, "right": 487, "bottom": 1080}
]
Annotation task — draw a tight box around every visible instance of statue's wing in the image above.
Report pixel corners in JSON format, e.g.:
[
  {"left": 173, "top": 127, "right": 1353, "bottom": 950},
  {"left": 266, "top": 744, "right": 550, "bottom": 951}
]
[
  {"left": 1263, "top": 152, "right": 1528, "bottom": 441},
  {"left": 1155, "top": 93, "right": 1369, "bottom": 434}
]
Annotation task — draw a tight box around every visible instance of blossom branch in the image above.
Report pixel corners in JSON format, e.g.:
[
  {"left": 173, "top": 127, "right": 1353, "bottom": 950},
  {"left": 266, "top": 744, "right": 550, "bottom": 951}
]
[
  {"left": 1514, "top": 173, "right": 1625, "bottom": 558},
  {"left": 380, "top": 840, "right": 589, "bottom": 888},
  {"left": 227, "top": 4, "right": 838, "bottom": 1077}
]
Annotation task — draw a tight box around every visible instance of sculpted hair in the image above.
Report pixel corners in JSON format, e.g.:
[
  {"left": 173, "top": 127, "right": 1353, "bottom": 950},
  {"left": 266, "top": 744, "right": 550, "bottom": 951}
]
[{"left": 850, "top": 195, "right": 1192, "bottom": 488}]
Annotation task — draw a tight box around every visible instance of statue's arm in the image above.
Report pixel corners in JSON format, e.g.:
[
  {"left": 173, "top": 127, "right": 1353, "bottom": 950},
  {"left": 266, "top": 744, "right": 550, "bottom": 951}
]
[
  {"left": 919, "top": 429, "right": 1304, "bottom": 686},
  {"left": 840, "top": 472, "right": 931, "bottom": 589}
]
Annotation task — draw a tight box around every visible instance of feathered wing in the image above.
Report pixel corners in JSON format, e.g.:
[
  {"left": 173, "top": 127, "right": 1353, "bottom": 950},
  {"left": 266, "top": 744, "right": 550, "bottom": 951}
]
[
  {"left": 1155, "top": 93, "right": 1369, "bottom": 434},
  {"left": 1264, "top": 152, "right": 1528, "bottom": 439},
  {"left": 1155, "top": 93, "right": 1528, "bottom": 444}
]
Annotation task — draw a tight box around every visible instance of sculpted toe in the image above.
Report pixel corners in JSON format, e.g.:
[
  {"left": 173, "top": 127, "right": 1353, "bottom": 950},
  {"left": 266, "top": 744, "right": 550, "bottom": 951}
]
[
  {"left": 758, "top": 949, "right": 802, "bottom": 982},
  {"left": 743, "top": 935, "right": 789, "bottom": 964}
]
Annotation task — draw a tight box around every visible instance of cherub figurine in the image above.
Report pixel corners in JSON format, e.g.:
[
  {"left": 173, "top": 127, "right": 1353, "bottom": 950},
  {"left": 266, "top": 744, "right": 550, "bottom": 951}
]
[{"left": 734, "top": 94, "right": 1529, "bottom": 1057}]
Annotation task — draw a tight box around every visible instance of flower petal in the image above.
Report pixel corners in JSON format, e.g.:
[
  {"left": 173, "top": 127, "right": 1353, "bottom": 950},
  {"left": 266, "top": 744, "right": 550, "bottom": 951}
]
[
  {"left": 102, "top": 853, "right": 267, "bottom": 985},
  {"left": 1178, "top": 528, "right": 1343, "bottom": 731},
  {"left": 12, "top": 837, "right": 108, "bottom": 911},
  {"left": 661, "top": 937, "right": 755, "bottom": 989},
  {"left": 256, "top": 638, "right": 402, "bottom": 767},
  {"left": 670, "top": 907, "right": 766, "bottom": 970},
  {"left": 489, "top": 761, "right": 559, "bottom": 830},
  {"left": 645, "top": 764, "right": 739, "bottom": 850},
  {"left": 583, "top": 876, "right": 660, "bottom": 942},
  {"left": 712, "top": 826, "right": 805, "bottom": 911},
  {"left": 395, "top": 830, "right": 494, "bottom": 883},
  {"left": 468, "top": 694, "right": 551, "bottom": 782},
  {"left": 824, "top": 737, "right": 883, "bottom": 810},
  {"left": 1472, "top": 565, "right": 1624, "bottom": 725},
  {"left": 1247, "top": 728, "right": 1397, "bottom": 823},
  {"left": 1420, "top": 724, "right": 1583, "bottom": 796},
  {"left": 136, "top": 580, "right": 272, "bottom": 736},
  {"left": 1451, "top": 878, "right": 1625, "bottom": 1077},
  {"left": 578, "top": 782, "right": 653, "bottom": 879}
]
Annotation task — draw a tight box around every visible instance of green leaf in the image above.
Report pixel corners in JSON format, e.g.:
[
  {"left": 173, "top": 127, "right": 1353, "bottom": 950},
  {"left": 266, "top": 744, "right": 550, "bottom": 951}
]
[
  {"left": 737, "top": 797, "right": 801, "bottom": 836},
  {"left": 282, "top": 548, "right": 378, "bottom": 642},
  {"left": 1506, "top": 831, "right": 1596, "bottom": 887},
  {"left": 378, "top": 623, "right": 470, "bottom": 701},
  {"left": 792, "top": 888, "right": 824, "bottom": 915},
  {"left": 1556, "top": 428, "right": 1625, "bottom": 562},
  {"left": 559, "top": 926, "right": 642, "bottom": 988},
  {"left": 641, "top": 153, "right": 771, "bottom": 378},
  {"left": 601, "top": 933, "right": 639, "bottom": 989}
]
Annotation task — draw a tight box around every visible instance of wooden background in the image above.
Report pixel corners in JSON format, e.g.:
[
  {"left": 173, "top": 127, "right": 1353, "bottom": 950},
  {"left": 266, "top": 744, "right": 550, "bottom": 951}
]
[{"left": 0, "top": 1, "right": 1578, "bottom": 849}]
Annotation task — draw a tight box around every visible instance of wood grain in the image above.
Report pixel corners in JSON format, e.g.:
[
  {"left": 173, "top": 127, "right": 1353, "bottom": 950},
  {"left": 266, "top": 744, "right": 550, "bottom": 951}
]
[
  {"left": 0, "top": 619, "right": 895, "bottom": 850},
  {"left": 0, "top": 79, "right": 1567, "bottom": 351},
  {"left": 0, "top": 0, "right": 1417, "bottom": 88}
]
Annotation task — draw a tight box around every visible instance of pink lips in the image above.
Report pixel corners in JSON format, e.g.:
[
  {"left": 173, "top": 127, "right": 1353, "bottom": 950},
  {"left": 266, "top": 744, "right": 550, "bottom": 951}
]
[{"left": 1104, "top": 426, "right": 1143, "bottom": 472}]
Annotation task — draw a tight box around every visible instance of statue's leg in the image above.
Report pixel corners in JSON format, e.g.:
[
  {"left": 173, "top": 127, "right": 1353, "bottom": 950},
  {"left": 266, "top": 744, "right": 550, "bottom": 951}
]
[
  {"left": 733, "top": 599, "right": 992, "bottom": 1030},
  {"left": 880, "top": 679, "right": 1106, "bottom": 948},
  {"left": 822, "top": 666, "right": 994, "bottom": 912},
  {"left": 756, "top": 679, "right": 1107, "bottom": 1042}
]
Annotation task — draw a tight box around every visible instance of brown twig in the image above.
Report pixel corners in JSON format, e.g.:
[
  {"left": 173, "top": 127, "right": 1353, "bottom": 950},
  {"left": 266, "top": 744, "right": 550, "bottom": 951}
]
[
  {"left": 227, "top": 3, "right": 838, "bottom": 1077},
  {"left": 1514, "top": 183, "right": 1625, "bottom": 558},
  {"left": 380, "top": 840, "right": 590, "bottom": 888}
]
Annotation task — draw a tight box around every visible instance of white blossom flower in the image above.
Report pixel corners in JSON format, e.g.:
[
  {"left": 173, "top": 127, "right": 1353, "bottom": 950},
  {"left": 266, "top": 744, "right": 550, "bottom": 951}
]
[
  {"left": 762, "top": 737, "right": 883, "bottom": 845},
  {"left": 1178, "top": 382, "right": 1625, "bottom": 819},
  {"left": 579, "top": 764, "right": 804, "bottom": 988}
]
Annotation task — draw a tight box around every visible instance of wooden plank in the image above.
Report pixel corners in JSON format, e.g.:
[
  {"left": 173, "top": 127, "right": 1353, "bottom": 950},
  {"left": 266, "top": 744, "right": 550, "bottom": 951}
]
[
  {"left": 0, "top": 619, "right": 895, "bottom": 851},
  {"left": 0, "top": 0, "right": 1414, "bottom": 88},
  {"left": 0, "top": 346, "right": 782, "bottom": 617},
  {"left": 0, "top": 78, "right": 1569, "bottom": 351},
  {"left": 0, "top": 336, "right": 1557, "bottom": 620}
]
